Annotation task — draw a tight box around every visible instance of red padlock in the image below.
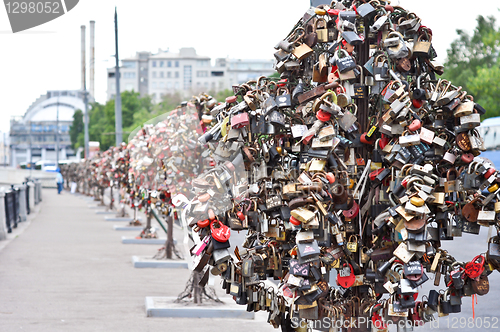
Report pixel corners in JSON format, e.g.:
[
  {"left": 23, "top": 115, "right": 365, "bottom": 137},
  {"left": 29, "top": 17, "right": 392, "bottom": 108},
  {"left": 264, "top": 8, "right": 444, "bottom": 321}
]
[
  {"left": 290, "top": 215, "right": 301, "bottom": 226},
  {"left": 461, "top": 153, "right": 474, "bottom": 163},
  {"left": 465, "top": 255, "right": 485, "bottom": 279},
  {"left": 360, "top": 132, "right": 376, "bottom": 145},
  {"left": 336, "top": 263, "right": 355, "bottom": 288},
  {"left": 236, "top": 210, "right": 245, "bottom": 221},
  {"left": 225, "top": 96, "right": 237, "bottom": 104},
  {"left": 316, "top": 110, "right": 331, "bottom": 122},
  {"left": 231, "top": 112, "right": 250, "bottom": 129},
  {"left": 326, "top": 172, "right": 336, "bottom": 184},
  {"left": 408, "top": 119, "right": 422, "bottom": 131},
  {"left": 343, "top": 200, "right": 359, "bottom": 219},
  {"left": 327, "top": 8, "right": 340, "bottom": 16},
  {"left": 210, "top": 220, "right": 231, "bottom": 242},
  {"left": 197, "top": 219, "right": 210, "bottom": 228},
  {"left": 369, "top": 168, "right": 385, "bottom": 181},
  {"left": 484, "top": 168, "right": 496, "bottom": 179},
  {"left": 277, "top": 79, "right": 287, "bottom": 87},
  {"left": 412, "top": 99, "right": 424, "bottom": 108}
]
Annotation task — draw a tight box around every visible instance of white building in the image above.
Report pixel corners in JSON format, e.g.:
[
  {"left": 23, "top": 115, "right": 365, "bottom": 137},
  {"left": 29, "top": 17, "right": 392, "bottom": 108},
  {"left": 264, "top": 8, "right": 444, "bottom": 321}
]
[
  {"left": 107, "top": 48, "right": 275, "bottom": 102},
  {"left": 10, "top": 90, "right": 85, "bottom": 167},
  {"left": 223, "top": 58, "right": 277, "bottom": 87}
]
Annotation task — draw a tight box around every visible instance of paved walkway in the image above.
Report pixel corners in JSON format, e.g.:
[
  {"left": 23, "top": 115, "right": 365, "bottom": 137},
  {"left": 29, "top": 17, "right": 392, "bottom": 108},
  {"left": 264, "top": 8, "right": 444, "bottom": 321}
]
[
  {"left": 2, "top": 189, "right": 500, "bottom": 332},
  {"left": 0, "top": 189, "right": 273, "bottom": 332}
]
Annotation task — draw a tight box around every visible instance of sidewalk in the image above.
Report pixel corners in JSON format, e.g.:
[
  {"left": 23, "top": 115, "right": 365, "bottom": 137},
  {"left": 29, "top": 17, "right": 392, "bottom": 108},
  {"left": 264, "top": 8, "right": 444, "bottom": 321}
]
[{"left": 0, "top": 189, "right": 273, "bottom": 332}]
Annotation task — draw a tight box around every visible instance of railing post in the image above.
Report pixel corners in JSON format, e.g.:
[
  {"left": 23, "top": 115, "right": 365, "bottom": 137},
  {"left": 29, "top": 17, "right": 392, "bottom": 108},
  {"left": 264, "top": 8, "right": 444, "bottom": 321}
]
[
  {"left": 4, "top": 189, "right": 14, "bottom": 232},
  {"left": 24, "top": 181, "right": 30, "bottom": 215},
  {"left": 18, "top": 184, "right": 27, "bottom": 222},
  {"left": 0, "top": 190, "right": 6, "bottom": 240},
  {"left": 11, "top": 185, "right": 20, "bottom": 226},
  {"left": 28, "top": 181, "right": 35, "bottom": 209},
  {"left": 37, "top": 180, "right": 42, "bottom": 202}
]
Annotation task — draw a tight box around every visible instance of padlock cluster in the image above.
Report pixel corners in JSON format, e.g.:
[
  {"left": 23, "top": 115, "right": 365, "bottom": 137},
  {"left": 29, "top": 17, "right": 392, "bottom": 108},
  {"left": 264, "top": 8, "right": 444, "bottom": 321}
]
[
  {"left": 71, "top": 1, "right": 500, "bottom": 328},
  {"left": 124, "top": 97, "right": 215, "bottom": 234},
  {"left": 182, "top": 0, "right": 499, "bottom": 329},
  {"left": 71, "top": 94, "right": 218, "bottom": 237}
]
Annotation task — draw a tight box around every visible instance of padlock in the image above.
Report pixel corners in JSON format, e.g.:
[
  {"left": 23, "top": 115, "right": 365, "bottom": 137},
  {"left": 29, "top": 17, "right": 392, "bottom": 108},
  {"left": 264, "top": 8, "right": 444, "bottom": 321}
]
[
  {"left": 290, "top": 27, "right": 314, "bottom": 60},
  {"left": 413, "top": 32, "right": 432, "bottom": 58},
  {"left": 352, "top": 66, "right": 367, "bottom": 99},
  {"left": 399, "top": 130, "right": 420, "bottom": 147},
  {"left": 347, "top": 235, "right": 358, "bottom": 252},
  {"left": 315, "top": 18, "right": 328, "bottom": 43},
  {"left": 338, "top": 104, "right": 357, "bottom": 131},
  {"left": 373, "top": 54, "right": 389, "bottom": 82}
]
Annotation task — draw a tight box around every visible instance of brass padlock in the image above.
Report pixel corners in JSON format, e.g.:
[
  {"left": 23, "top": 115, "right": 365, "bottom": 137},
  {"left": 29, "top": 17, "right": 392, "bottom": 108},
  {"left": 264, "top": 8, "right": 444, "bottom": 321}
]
[{"left": 347, "top": 235, "right": 358, "bottom": 252}]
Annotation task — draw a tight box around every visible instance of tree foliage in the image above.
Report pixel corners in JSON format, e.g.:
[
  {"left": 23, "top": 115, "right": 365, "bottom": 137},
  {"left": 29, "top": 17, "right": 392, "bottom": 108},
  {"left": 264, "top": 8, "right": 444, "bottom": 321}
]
[
  {"left": 444, "top": 15, "right": 500, "bottom": 118},
  {"left": 70, "top": 89, "right": 234, "bottom": 152},
  {"left": 69, "top": 109, "right": 83, "bottom": 150}
]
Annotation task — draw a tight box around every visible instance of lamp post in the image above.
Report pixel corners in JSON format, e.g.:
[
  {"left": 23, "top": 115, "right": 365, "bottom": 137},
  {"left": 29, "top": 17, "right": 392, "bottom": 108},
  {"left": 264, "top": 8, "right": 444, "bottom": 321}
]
[
  {"left": 114, "top": 7, "right": 123, "bottom": 146},
  {"left": 56, "top": 96, "right": 59, "bottom": 167}
]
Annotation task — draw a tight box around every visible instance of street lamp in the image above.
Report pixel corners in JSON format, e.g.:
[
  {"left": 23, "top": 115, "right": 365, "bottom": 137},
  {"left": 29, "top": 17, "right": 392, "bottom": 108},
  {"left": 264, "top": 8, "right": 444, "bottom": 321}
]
[{"left": 56, "top": 96, "right": 59, "bottom": 167}]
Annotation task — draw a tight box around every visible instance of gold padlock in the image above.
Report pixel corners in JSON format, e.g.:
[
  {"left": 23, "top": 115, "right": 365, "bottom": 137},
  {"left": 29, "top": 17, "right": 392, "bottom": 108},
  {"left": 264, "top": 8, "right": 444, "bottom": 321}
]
[
  {"left": 488, "top": 183, "right": 499, "bottom": 193},
  {"left": 290, "top": 206, "right": 316, "bottom": 223},
  {"left": 331, "top": 259, "right": 341, "bottom": 269},
  {"left": 431, "top": 192, "right": 445, "bottom": 205},
  {"left": 275, "top": 226, "right": 286, "bottom": 242},
  {"left": 495, "top": 199, "right": 500, "bottom": 213},
  {"left": 410, "top": 196, "right": 425, "bottom": 207},
  {"left": 361, "top": 246, "right": 370, "bottom": 263},
  {"left": 347, "top": 235, "right": 358, "bottom": 252}
]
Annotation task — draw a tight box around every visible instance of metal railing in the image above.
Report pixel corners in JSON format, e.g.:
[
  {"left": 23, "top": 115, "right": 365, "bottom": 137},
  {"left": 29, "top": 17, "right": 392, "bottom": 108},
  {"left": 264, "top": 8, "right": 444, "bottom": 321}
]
[
  {"left": 4, "top": 186, "right": 20, "bottom": 234},
  {"left": 0, "top": 179, "right": 42, "bottom": 240}
]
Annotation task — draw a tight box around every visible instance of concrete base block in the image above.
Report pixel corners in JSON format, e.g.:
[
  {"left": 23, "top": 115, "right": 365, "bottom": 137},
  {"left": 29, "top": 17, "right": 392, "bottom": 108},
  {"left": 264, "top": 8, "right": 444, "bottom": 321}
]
[
  {"left": 132, "top": 256, "right": 188, "bottom": 269},
  {"left": 113, "top": 225, "right": 143, "bottom": 231},
  {"left": 104, "top": 217, "right": 142, "bottom": 222},
  {"left": 95, "top": 211, "right": 116, "bottom": 215},
  {"left": 145, "top": 297, "right": 254, "bottom": 319},
  {"left": 121, "top": 237, "right": 170, "bottom": 245}
]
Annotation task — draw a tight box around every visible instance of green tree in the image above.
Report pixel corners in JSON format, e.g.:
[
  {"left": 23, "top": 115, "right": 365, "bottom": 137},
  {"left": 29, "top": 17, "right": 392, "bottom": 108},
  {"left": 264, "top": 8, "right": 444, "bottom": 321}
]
[
  {"left": 211, "top": 89, "right": 234, "bottom": 102},
  {"left": 69, "top": 109, "right": 83, "bottom": 149},
  {"left": 70, "top": 88, "right": 245, "bottom": 151},
  {"left": 444, "top": 15, "right": 500, "bottom": 118}
]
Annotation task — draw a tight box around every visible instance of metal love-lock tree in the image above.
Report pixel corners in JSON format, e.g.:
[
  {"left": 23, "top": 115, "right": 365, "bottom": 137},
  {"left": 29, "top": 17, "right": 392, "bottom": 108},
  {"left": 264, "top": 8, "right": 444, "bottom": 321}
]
[{"left": 180, "top": 0, "right": 500, "bottom": 330}]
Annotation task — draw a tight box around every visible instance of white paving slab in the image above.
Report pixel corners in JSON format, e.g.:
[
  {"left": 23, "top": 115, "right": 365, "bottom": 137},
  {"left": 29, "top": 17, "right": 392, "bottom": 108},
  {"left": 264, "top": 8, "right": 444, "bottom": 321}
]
[
  {"left": 145, "top": 297, "right": 254, "bottom": 319},
  {"left": 121, "top": 236, "right": 167, "bottom": 245},
  {"left": 132, "top": 256, "right": 188, "bottom": 269},
  {"left": 105, "top": 217, "right": 142, "bottom": 222},
  {"left": 113, "top": 225, "right": 143, "bottom": 231}
]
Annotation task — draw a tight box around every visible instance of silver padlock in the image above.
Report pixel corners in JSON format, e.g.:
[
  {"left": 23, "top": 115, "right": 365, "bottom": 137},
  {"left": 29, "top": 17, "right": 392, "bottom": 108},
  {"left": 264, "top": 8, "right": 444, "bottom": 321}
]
[
  {"left": 460, "top": 113, "right": 481, "bottom": 129},
  {"left": 477, "top": 209, "right": 496, "bottom": 224},
  {"left": 337, "top": 105, "right": 357, "bottom": 131},
  {"left": 399, "top": 131, "right": 421, "bottom": 147},
  {"left": 443, "top": 150, "right": 457, "bottom": 164},
  {"left": 339, "top": 264, "right": 351, "bottom": 277}
]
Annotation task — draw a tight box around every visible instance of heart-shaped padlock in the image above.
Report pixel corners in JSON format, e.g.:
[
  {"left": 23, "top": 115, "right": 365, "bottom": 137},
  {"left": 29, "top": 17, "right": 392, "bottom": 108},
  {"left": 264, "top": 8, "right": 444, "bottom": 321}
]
[
  {"left": 336, "top": 263, "right": 355, "bottom": 288},
  {"left": 465, "top": 255, "right": 485, "bottom": 279},
  {"left": 210, "top": 220, "right": 231, "bottom": 242}
]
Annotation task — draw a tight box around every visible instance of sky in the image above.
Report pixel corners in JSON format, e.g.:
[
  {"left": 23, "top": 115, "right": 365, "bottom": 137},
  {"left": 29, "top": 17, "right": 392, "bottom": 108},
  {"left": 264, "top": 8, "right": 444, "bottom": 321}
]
[{"left": 1, "top": 0, "right": 500, "bottom": 137}]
